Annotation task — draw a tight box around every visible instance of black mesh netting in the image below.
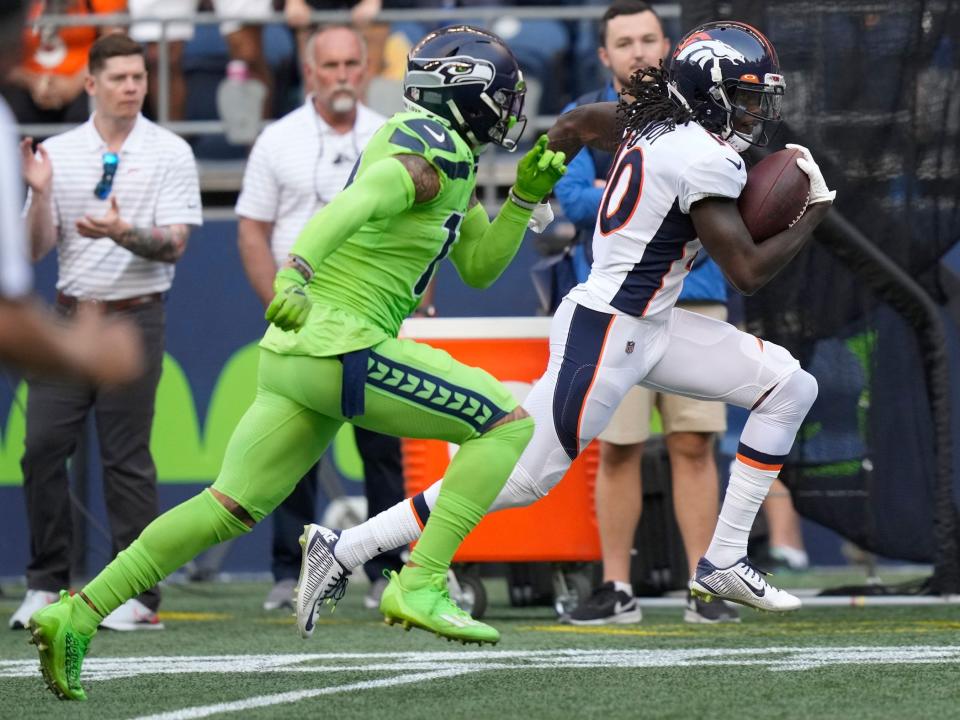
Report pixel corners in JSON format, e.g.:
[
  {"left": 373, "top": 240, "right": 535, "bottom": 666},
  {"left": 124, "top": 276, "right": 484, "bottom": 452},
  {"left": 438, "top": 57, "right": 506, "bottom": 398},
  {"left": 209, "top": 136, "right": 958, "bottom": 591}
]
[{"left": 683, "top": 1, "right": 960, "bottom": 584}]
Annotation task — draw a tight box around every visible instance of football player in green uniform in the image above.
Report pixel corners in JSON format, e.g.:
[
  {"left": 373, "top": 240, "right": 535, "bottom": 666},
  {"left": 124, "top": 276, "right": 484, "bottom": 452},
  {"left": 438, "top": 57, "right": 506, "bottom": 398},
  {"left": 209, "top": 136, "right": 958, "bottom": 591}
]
[{"left": 28, "top": 25, "right": 567, "bottom": 701}]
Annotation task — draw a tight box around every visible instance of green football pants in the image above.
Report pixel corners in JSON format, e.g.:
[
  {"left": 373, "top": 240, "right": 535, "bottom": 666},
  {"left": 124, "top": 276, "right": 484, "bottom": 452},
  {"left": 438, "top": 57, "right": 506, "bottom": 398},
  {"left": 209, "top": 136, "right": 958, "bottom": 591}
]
[{"left": 213, "top": 339, "right": 520, "bottom": 521}]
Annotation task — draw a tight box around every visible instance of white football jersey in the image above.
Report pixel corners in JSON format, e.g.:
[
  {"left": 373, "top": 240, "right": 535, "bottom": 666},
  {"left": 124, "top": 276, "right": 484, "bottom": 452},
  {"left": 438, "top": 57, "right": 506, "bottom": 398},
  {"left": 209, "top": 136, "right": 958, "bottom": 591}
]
[{"left": 567, "top": 121, "right": 746, "bottom": 320}]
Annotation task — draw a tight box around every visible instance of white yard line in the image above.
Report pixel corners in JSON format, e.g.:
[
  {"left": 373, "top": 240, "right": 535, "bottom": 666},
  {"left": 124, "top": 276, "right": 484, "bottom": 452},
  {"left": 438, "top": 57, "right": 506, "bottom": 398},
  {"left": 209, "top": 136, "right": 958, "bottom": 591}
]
[{"left": 130, "top": 667, "right": 471, "bottom": 720}]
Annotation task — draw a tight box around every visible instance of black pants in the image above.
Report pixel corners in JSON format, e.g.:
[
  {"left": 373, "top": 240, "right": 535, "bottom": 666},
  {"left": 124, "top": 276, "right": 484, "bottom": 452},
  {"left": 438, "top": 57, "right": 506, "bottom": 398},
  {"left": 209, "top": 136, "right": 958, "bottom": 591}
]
[
  {"left": 0, "top": 84, "right": 89, "bottom": 127},
  {"left": 271, "top": 427, "right": 405, "bottom": 583},
  {"left": 21, "top": 301, "right": 166, "bottom": 611}
]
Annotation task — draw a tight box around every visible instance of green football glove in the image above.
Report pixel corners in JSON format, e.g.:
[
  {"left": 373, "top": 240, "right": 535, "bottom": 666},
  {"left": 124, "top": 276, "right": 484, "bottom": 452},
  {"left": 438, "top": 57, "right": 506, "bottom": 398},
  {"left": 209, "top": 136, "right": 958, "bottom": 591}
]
[
  {"left": 265, "top": 266, "right": 312, "bottom": 332},
  {"left": 512, "top": 134, "right": 567, "bottom": 203}
]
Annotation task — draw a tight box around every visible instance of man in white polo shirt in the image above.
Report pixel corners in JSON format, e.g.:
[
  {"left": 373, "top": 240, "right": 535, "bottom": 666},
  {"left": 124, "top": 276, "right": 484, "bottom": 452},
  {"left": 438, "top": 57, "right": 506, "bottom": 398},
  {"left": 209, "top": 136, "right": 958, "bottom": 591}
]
[
  {"left": 235, "top": 24, "right": 405, "bottom": 611},
  {"left": 10, "top": 33, "right": 201, "bottom": 632}
]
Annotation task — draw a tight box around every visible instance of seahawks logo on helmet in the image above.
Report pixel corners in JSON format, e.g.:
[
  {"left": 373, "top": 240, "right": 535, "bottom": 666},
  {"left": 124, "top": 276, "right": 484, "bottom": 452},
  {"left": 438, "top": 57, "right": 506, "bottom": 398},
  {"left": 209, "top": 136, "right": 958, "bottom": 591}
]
[
  {"left": 675, "top": 39, "right": 747, "bottom": 69},
  {"left": 405, "top": 56, "right": 496, "bottom": 88}
]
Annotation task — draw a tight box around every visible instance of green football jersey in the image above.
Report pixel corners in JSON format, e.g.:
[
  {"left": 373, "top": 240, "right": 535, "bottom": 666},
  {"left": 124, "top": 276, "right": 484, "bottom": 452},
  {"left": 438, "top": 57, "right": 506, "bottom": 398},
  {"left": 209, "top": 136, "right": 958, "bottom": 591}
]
[{"left": 261, "top": 112, "right": 477, "bottom": 357}]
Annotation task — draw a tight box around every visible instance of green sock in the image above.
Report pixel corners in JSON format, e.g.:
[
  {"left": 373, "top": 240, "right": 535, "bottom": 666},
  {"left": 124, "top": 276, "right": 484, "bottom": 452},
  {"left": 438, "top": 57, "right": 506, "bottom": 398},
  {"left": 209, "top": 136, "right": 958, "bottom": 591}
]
[
  {"left": 69, "top": 595, "right": 102, "bottom": 637},
  {"left": 404, "top": 416, "right": 534, "bottom": 588},
  {"left": 75, "top": 490, "right": 250, "bottom": 631}
]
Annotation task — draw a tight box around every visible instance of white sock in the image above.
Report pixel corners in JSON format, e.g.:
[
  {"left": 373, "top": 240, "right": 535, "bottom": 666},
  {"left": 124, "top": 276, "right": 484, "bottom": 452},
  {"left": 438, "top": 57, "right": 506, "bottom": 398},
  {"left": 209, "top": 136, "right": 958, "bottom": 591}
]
[
  {"left": 705, "top": 459, "right": 777, "bottom": 567},
  {"left": 334, "top": 482, "right": 440, "bottom": 571},
  {"left": 612, "top": 580, "right": 633, "bottom": 596}
]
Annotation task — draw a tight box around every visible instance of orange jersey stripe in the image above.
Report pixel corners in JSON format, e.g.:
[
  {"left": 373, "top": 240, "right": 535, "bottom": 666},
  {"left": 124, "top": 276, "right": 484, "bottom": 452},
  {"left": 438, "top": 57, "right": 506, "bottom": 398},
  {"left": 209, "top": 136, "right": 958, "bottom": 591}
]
[{"left": 736, "top": 453, "right": 783, "bottom": 473}]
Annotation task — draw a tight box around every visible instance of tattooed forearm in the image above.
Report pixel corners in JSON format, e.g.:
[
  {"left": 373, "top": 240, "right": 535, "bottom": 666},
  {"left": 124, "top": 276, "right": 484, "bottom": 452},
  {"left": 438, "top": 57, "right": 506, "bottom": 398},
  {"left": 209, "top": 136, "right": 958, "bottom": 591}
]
[
  {"left": 114, "top": 224, "right": 190, "bottom": 263},
  {"left": 395, "top": 154, "right": 441, "bottom": 203}
]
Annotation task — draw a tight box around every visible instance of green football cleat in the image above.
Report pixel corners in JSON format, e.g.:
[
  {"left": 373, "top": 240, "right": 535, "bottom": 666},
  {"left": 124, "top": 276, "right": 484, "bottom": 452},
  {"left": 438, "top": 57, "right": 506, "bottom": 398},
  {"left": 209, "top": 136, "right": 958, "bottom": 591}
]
[
  {"left": 27, "top": 591, "right": 95, "bottom": 701},
  {"left": 379, "top": 570, "right": 500, "bottom": 646}
]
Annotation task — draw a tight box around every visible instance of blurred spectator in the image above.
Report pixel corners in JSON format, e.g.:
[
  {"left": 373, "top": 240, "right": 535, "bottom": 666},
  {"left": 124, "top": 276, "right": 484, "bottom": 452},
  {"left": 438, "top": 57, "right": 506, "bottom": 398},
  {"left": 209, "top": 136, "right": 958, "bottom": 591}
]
[
  {"left": 763, "top": 479, "right": 809, "bottom": 570},
  {"left": 1, "top": 0, "right": 124, "bottom": 126},
  {"left": 0, "top": 0, "right": 143, "bottom": 385},
  {"left": 128, "top": 0, "right": 273, "bottom": 120},
  {"left": 9, "top": 34, "right": 201, "bottom": 632},
  {"left": 285, "top": 0, "right": 390, "bottom": 95},
  {"left": 554, "top": 0, "right": 737, "bottom": 626},
  {"left": 235, "top": 25, "right": 404, "bottom": 610}
]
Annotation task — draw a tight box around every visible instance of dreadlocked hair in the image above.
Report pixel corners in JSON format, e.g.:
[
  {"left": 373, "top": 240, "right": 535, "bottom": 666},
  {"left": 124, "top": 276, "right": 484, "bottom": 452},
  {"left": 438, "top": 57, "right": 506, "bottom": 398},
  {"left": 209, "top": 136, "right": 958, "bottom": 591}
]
[{"left": 616, "top": 63, "right": 694, "bottom": 141}]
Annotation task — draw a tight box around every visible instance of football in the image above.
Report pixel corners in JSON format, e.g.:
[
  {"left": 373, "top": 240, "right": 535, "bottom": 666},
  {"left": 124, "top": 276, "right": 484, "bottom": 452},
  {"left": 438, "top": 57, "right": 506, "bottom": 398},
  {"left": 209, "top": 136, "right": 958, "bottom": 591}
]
[{"left": 737, "top": 148, "right": 811, "bottom": 242}]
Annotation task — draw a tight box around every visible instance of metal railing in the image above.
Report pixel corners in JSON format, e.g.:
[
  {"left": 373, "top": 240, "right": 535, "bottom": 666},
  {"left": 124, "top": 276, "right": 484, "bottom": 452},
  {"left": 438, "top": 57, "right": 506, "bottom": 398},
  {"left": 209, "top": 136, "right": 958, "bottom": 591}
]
[{"left": 19, "top": 5, "right": 681, "bottom": 197}]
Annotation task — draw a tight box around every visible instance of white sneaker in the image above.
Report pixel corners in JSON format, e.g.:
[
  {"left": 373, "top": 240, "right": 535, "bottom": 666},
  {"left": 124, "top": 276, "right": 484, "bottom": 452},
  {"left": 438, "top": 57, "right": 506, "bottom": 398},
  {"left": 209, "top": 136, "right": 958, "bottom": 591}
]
[
  {"left": 690, "top": 556, "right": 802, "bottom": 612},
  {"left": 295, "top": 524, "right": 350, "bottom": 640},
  {"left": 101, "top": 598, "right": 165, "bottom": 631},
  {"left": 263, "top": 578, "right": 296, "bottom": 611},
  {"left": 9, "top": 589, "right": 58, "bottom": 629},
  {"left": 363, "top": 577, "right": 389, "bottom": 610}
]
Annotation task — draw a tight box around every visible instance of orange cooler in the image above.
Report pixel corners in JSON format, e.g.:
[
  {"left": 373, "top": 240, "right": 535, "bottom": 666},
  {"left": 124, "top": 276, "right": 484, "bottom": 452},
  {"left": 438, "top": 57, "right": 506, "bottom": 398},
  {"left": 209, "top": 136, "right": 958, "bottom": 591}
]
[{"left": 399, "top": 317, "right": 601, "bottom": 563}]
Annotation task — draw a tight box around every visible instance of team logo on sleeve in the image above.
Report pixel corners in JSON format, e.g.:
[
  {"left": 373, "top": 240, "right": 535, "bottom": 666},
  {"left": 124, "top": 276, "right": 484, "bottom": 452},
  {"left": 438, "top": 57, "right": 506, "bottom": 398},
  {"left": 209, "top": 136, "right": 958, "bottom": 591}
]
[{"left": 675, "top": 40, "right": 747, "bottom": 69}]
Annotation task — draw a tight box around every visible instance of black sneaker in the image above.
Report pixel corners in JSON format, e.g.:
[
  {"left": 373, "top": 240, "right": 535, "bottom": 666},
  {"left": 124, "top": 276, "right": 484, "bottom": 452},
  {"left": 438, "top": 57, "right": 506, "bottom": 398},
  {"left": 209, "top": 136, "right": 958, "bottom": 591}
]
[
  {"left": 564, "top": 582, "right": 642, "bottom": 625},
  {"left": 683, "top": 590, "right": 741, "bottom": 624}
]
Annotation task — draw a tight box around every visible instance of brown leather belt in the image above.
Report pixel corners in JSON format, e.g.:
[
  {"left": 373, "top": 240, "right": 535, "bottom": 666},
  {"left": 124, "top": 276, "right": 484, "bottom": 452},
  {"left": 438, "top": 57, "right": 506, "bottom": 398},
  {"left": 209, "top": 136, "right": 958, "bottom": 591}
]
[{"left": 56, "top": 291, "right": 164, "bottom": 313}]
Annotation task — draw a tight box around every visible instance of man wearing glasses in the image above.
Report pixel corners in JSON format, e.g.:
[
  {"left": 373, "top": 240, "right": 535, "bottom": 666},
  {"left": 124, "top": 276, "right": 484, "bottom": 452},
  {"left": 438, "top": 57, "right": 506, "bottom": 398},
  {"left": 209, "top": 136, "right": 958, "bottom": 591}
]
[
  {"left": 11, "top": 33, "right": 201, "bottom": 632},
  {"left": 236, "top": 24, "right": 403, "bottom": 613}
]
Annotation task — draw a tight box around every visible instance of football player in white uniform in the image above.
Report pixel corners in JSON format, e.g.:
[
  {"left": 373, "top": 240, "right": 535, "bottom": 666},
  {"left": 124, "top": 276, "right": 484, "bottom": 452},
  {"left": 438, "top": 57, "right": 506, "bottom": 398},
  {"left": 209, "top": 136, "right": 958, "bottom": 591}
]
[{"left": 296, "top": 21, "right": 836, "bottom": 629}]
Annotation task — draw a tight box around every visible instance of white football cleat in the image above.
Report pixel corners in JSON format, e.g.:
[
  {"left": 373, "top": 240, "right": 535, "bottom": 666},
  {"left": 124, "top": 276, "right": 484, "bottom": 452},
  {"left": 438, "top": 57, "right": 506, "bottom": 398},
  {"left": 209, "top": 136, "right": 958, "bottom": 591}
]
[
  {"left": 295, "top": 524, "right": 350, "bottom": 639},
  {"left": 689, "top": 556, "right": 801, "bottom": 612},
  {"left": 9, "top": 589, "right": 58, "bottom": 629},
  {"left": 101, "top": 598, "right": 165, "bottom": 631}
]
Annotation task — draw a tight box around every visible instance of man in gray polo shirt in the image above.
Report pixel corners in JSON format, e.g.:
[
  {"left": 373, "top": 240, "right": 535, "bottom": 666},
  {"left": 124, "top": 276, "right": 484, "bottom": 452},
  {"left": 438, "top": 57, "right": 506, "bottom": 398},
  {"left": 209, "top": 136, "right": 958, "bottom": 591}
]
[{"left": 10, "top": 33, "right": 201, "bottom": 632}]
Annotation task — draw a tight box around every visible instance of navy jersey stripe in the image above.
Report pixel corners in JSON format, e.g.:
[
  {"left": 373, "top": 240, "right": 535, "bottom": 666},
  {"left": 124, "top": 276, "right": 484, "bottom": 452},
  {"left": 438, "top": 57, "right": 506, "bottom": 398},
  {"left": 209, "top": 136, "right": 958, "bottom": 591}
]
[
  {"left": 389, "top": 129, "right": 425, "bottom": 153},
  {"left": 609, "top": 198, "right": 696, "bottom": 316},
  {"left": 403, "top": 118, "right": 456, "bottom": 153},
  {"left": 367, "top": 351, "right": 507, "bottom": 433},
  {"left": 411, "top": 492, "right": 431, "bottom": 527},
  {"left": 552, "top": 304, "right": 614, "bottom": 460},
  {"left": 434, "top": 157, "right": 472, "bottom": 180},
  {"left": 387, "top": 128, "right": 471, "bottom": 181},
  {"left": 736, "top": 442, "right": 789, "bottom": 467}
]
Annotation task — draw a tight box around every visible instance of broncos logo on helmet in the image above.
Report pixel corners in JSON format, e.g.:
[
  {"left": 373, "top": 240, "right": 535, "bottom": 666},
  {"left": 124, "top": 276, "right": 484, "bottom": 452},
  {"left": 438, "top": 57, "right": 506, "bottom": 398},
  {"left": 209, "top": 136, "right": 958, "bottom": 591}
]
[{"left": 675, "top": 39, "right": 747, "bottom": 70}]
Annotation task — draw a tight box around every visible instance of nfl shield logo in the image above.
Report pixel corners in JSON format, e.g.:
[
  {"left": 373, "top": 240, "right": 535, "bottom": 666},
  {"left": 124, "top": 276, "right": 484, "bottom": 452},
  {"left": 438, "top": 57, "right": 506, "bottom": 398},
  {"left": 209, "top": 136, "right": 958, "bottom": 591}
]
[{"left": 625, "top": 341, "right": 635, "bottom": 354}]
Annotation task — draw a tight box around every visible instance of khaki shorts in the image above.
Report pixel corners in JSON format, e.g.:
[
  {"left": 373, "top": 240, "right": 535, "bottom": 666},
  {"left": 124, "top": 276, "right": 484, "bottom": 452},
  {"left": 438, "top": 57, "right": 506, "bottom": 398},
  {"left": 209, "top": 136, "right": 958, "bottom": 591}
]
[{"left": 598, "top": 303, "right": 729, "bottom": 446}]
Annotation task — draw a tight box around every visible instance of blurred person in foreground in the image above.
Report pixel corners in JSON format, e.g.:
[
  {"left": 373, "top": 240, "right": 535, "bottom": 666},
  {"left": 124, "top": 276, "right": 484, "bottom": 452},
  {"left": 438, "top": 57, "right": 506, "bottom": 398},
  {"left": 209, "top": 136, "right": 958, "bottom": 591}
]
[
  {"left": 0, "top": 0, "right": 141, "bottom": 384},
  {"left": 235, "top": 23, "right": 405, "bottom": 612},
  {"left": 28, "top": 25, "right": 565, "bottom": 700},
  {"left": 555, "top": 0, "right": 737, "bottom": 627},
  {"left": 11, "top": 33, "right": 201, "bottom": 634}
]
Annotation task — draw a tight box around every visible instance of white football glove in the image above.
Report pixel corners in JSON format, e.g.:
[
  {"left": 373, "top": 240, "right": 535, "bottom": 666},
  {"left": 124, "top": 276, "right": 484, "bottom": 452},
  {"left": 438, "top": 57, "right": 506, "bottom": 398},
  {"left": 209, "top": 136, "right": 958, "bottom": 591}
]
[
  {"left": 786, "top": 143, "right": 836, "bottom": 205},
  {"left": 527, "top": 200, "right": 555, "bottom": 234}
]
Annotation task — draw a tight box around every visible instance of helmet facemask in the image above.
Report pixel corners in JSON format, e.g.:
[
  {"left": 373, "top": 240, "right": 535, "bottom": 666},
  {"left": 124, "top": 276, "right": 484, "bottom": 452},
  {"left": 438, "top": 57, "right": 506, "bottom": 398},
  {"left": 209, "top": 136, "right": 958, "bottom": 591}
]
[
  {"left": 483, "top": 81, "right": 527, "bottom": 151},
  {"left": 713, "top": 72, "right": 784, "bottom": 151}
]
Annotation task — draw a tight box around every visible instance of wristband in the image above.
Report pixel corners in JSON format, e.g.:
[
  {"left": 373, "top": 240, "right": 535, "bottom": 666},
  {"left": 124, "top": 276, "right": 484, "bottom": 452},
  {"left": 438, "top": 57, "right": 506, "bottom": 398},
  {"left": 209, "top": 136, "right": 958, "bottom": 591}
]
[
  {"left": 508, "top": 187, "right": 539, "bottom": 211},
  {"left": 287, "top": 254, "right": 314, "bottom": 283}
]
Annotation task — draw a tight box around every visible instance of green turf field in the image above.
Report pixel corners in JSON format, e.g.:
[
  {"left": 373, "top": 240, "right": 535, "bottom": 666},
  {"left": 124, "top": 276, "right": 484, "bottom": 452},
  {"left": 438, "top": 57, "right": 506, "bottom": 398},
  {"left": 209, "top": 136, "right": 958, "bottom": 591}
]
[{"left": 2, "top": 575, "right": 959, "bottom": 720}]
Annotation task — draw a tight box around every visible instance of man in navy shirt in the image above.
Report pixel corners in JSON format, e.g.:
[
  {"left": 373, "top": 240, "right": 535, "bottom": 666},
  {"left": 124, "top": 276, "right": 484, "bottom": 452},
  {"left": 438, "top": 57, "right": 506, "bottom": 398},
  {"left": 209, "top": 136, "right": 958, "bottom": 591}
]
[{"left": 554, "top": 0, "right": 738, "bottom": 625}]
